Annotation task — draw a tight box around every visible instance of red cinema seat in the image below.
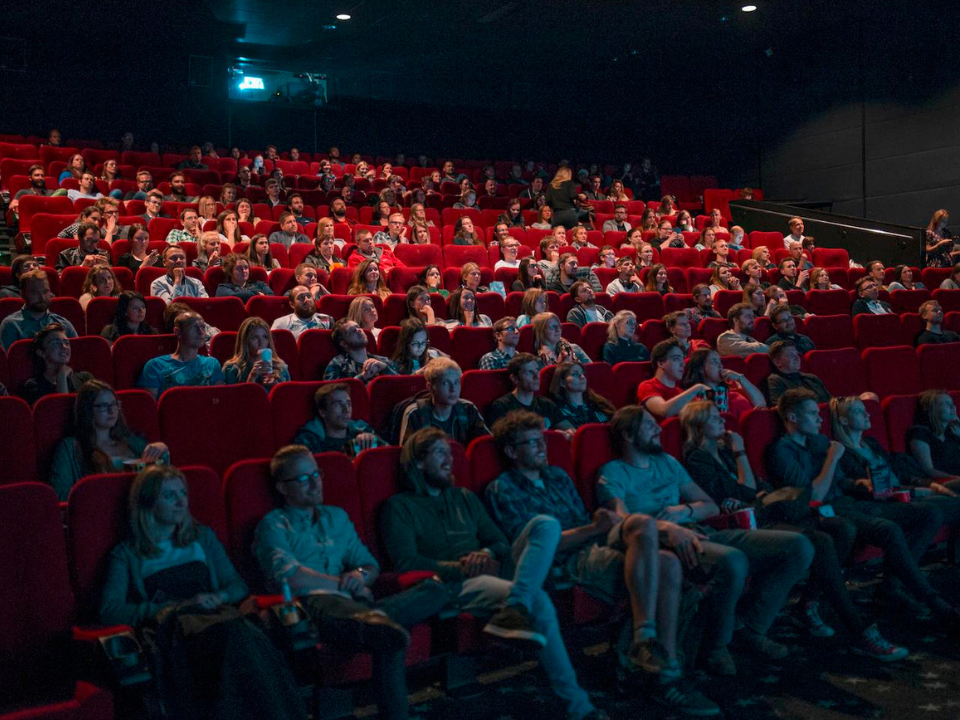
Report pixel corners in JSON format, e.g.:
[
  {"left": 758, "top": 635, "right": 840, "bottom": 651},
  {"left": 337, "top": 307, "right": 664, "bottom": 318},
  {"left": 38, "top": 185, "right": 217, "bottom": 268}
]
[
  {"left": 611, "top": 361, "right": 654, "bottom": 408},
  {"left": 7, "top": 335, "right": 113, "bottom": 394},
  {"left": 318, "top": 293, "right": 382, "bottom": 321},
  {"left": 932, "top": 289, "right": 960, "bottom": 313},
  {"left": 86, "top": 296, "right": 166, "bottom": 339},
  {"left": 368, "top": 374, "right": 427, "bottom": 431},
  {"left": 888, "top": 289, "right": 930, "bottom": 315},
  {"left": 442, "top": 245, "right": 490, "bottom": 269},
  {"left": 159, "top": 384, "right": 274, "bottom": 474},
  {"left": 466, "top": 430, "right": 573, "bottom": 497},
  {"left": 917, "top": 343, "right": 960, "bottom": 391},
  {"left": 881, "top": 394, "right": 920, "bottom": 453},
  {"left": 460, "top": 369, "right": 512, "bottom": 418},
  {"left": 298, "top": 329, "right": 338, "bottom": 380},
  {"left": 0, "top": 346, "right": 7, "bottom": 390},
  {"left": 611, "top": 292, "right": 665, "bottom": 322},
  {"left": 0, "top": 483, "right": 114, "bottom": 719},
  {"left": 176, "top": 296, "right": 247, "bottom": 331},
  {"left": 269, "top": 379, "right": 370, "bottom": 448},
  {"left": 804, "top": 290, "right": 851, "bottom": 316},
  {"left": 747, "top": 231, "right": 783, "bottom": 250},
  {"left": 571, "top": 424, "right": 616, "bottom": 512},
  {"left": 394, "top": 244, "right": 442, "bottom": 268},
  {"left": 579, "top": 322, "right": 609, "bottom": 361},
  {"left": 0, "top": 397, "right": 37, "bottom": 483},
  {"left": 802, "top": 315, "right": 855, "bottom": 350},
  {"left": 17, "top": 195, "right": 75, "bottom": 236},
  {"left": 863, "top": 346, "right": 923, "bottom": 398},
  {"left": 386, "top": 266, "right": 427, "bottom": 294},
  {"left": 853, "top": 313, "right": 910, "bottom": 349},
  {"left": 803, "top": 348, "right": 869, "bottom": 397},
  {"left": 450, "top": 326, "right": 497, "bottom": 369},
  {"left": 711, "top": 290, "right": 743, "bottom": 319},
  {"left": 811, "top": 248, "right": 850, "bottom": 268},
  {"left": 659, "top": 247, "right": 701, "bottom": 269},
  {"left": 697, "top": 317, "right": 729, "bottom": 348},
  {"left": 267, "top": 269, "right": 300, "bottom": 297},
  {"left": 112, "top": 334, "right": 178, "bottom": 390},
  {"left": 743, "top": 352, "right": 774, "bottom": 389},
  {"left": 246, "top": 295, "right": 291, "bottom": 325},
  {"left": 740, "top": 408, "right": 782, "bottom": 482}
]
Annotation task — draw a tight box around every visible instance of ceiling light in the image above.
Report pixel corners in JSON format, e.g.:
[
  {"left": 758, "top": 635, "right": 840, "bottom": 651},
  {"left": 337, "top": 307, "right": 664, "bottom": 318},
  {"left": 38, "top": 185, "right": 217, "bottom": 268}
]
[
  {"left": 741, "top": 5, "right": 757, "bottom": 11},
  {"left": 336, "top": 14, "right": 351, "bottom": 20}
]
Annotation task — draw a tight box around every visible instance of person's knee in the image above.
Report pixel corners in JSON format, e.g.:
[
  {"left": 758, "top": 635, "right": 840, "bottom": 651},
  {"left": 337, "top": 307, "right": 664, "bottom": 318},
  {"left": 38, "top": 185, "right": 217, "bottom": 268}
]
[
  {"left": 716, "top": 547, "right": 749, "bottom": 584},
  {"left": 788, "top": 534, "right": 815, "bottom": 571},
  {"left": 623, "top": 513, "right": 657, "bottom": 543},
  {"left": 658, "top": 550, "right": 682, "bottom": 587},
  {"left": 527, "top": 514, "right": 562, "bottom": 544}
]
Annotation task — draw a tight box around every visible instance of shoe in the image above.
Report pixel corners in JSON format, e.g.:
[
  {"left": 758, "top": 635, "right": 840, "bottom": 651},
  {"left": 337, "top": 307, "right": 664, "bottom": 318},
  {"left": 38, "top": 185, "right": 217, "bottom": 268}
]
[
  {"left": 852, "top": 624, "right": 909, "bottom": 663},
  {"left": 702, "top": 646, "right": 737, "bottom": 676},
  {"left": 350, "top": 610, "right": 410, "bottom": 652},
  {"left": 628, "top": 638, "right": 669, "bottom": 674},
  {"left": 652, "top": 683, "right": 721, "bottom": 717},
  {"left": 791, "top": 600, "right": 835, "bottom": 638},
  {"left": 735, "top": 630, "right": 789, "bottom": 659},
  {"left": 483, "top": 604, "right": 547, "bottom": 648}
]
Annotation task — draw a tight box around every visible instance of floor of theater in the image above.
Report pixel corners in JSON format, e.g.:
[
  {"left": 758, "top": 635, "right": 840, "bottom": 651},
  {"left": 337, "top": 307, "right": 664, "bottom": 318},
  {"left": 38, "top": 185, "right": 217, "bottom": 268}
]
[{"left": 347, "top": 562, "right": 960, "bottom": 720}]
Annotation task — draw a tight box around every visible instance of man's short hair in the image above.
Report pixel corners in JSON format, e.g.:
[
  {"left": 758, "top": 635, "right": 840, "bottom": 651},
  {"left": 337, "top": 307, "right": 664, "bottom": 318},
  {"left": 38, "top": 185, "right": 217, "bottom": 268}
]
[
  {"left": 265, "top": 179, "right": 279, "bottom": 190},
  {"left": 173, "top": 310, "right": 202, "bottom": 333},
  {"left": 769, "top": 306, "right": 792, "bottom": 324},
  {"left": 558, "top": 253, "right": 576, "bottom": 269},
  {"left": 788, "top": 216, "right": 803, "bottom": 228},
  {"left": 146, "top": 189, "right": 163, "bottom": 201},
  {"left": 10, "top": 255, "right": 37, "bottom": 280},
  {"left": 492, "top": 410, "right": 544, "bottom": 455},
  {"left": 615, "top": 255, "right": 634, "bottom": 268},
  {"left": 162, "top": 244, "right": 182, "bottom": 260},
  {"left": 355, "top": 228, "right": 372, "bottom": 242},
  {"left": 506, "top": 352, "right": 538, "bottom": 378},
  {"left": 610, "top": 405, "right": 646, "bottom": 456},
  {"left": 776, "top": 388, "right": 817, "bottom": 423},
  {"left": 778, "top": 258, "right": 795, "bottom": 271},
  {"left": 726, "top": 303, "right": 752, "bottom": 324},
  {"left": 278, "top": 211, "right": 295, "bottom": 226},
  {"left": 493, "top": 316, "right": 517, "bottom": 334},
  {"left": 919, "top": 300, "right": 940, "bottom": 319},
  {"left": 28, "top": 163, "right": 43, "bottom": 175},
  {"left": 330, "top": 317, "right": 354, "bottom": 350},
  {"left": 768, "top": 339, "right": 797, "bottom": 362},
  {"left": 179, "top": 206, "right": 198, "bottom": 221},
  {"left": 662, "top": 311, "right": 686, "bottom": 330},
  {"left": 270, "top": 444, "right": 312, "bottom": 482},
  {"left": 423, "top": 357, "right": 461, "bottom": 384},
  {"left": 650, "top": 338, "right": 681, "bottom": 367},
  {"left": 136, "top": 170, "right": 152, "bottom": 181},
  {"left": 691, "top": 283, "right": 709, "bottom": 298},
  {"left": 168, "top": 171, "right": 185, "bottom": 182},
  {"left": 855, "top": 277, "right": 877, "bottom": 296},
  {"left": 77, "top": 221, "right": 100, "bottom": 239},
  {"left": 287, "top": 192, "right": 302, "bottom": 205},
  {"left": 313, "top": 383, "right": 349, "bottom": 412},
  {"left": 19, "top": 269, "right": 48, "bottom": 292}
]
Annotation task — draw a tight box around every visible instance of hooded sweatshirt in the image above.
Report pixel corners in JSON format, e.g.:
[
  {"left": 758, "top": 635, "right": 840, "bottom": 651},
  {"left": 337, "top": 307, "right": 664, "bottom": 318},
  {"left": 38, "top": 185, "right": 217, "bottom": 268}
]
[{"left": 380, "top": 463, "right": 511, "bottom": 582}]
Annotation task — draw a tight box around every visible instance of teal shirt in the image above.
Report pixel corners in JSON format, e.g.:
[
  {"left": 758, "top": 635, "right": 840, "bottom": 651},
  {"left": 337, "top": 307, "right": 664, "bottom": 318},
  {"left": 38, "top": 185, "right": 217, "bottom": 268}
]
[
  {"left": 596, "top": 456, "right": 693, "bottom": 516},
  {"left": 49, "top": 434, "right": 152, "bottom": 501},
  {"left": 138, "top": 354, "right": 225, "bottom": 395}
]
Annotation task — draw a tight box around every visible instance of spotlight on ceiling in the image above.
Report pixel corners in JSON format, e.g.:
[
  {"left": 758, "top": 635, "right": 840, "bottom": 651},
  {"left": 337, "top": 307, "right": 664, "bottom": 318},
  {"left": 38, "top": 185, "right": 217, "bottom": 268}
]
[
  {"left": 336, "top": 13, "right": 351, "bottom": 20},
  {"left": 741, "top": 5, "right": 758, "bottom": 11}
]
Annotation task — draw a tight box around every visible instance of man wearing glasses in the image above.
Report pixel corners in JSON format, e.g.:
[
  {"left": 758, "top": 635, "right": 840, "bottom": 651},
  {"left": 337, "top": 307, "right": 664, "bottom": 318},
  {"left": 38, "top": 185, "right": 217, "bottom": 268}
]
[
  {"left": 150, "top": 245, "right": 209, "bottom": 302},
  {"left": 373, "top": 213, "right": 408, "bottom": 250},
  {"left": 140, "top": 190, "right": 169, "bottom": 225},
  {"left": 124, "top": 171, "right": 153, "bottom": 201},
  {"left": 478, "top": 317, "right": 520, "bottom": 370},
  {"left": 255, "top": 445, "right": 447, "bottom": 720}
]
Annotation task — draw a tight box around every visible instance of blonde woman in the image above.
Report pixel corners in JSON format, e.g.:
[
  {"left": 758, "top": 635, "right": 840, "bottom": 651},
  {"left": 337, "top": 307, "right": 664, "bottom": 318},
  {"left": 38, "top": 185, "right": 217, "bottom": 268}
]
[
  {"left": 603, "top": 310, "right": 649, "bottom": 364},
  {"left": 222, "top": 316, "right": 290, "bottom": 387},
  {"left": 545, "top": 166, "right": 578, "bottom": 228},
  {"left": 531, "top": 311, "right": 590, "bottom": 367},
  {"left": 79, "top": 264, "right": 121, "bottom": 311},
  {"left": 197, "top": 196, "right": 217, "bottom": 222},
  {"left": 347, "top": 295, "right": 382, "bottom": 339}
]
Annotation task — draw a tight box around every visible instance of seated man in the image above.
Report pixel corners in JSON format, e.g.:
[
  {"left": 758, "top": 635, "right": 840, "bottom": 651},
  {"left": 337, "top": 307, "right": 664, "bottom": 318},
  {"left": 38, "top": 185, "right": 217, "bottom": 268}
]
[
  {"left": 178, "top": 145, "right": 208, "bottom": 171},
  {"left": 786, "top": 240, "right": 813, "bottom": 272},
  {"left": 55, "top": 222, "right": 108, "bottom": 271},
  {"left": 8, "top": 164, "right": 54, "bottom": 216},
  {"left": 382, "top": 427, "right": 608, "bottom": 720},
  {"left": 373, "top": 213, "right": 407, "bottom": 249},
  {"left": 565, "top": 281, "right": 614, "bottom": 328},
  {"left": 165, "top": 207, "right": 203, "bottom": 244},
  {"left": 323, "top": 318, "right": 396, "bottom": 383},
  {"left": 0, "top": 254, "right": 40, "bottom": 298},
  {"left": 764, "top": 340, "right": 878, "bottom": 405},
  {"left": 141, "top": 190, "right": 170, "bottom": 224},
  {"left": 295, "top": 263, "right": 332, "bottom": 299},
  {"left": 138, "top": 310, "right": 224, "bottom": 398},
  {"left": 851, "top": 278, "right": 892, "bottom": 316},
  {"left": 486, "top": 412, "right": 720, "bottom": 714},
  {"left": 478, "top": 316, "right": 520, "bottom": 370},
  {"left": 162, "top": 172, "right": 196, "bottom": 202},
  {"left": 547, "top": 253, "right": 603, "bottom": 294},
  {"left": 600, "top": 406, "right": 813, "bottom": 676},
  {"left": 0, "top": 270, "right": 78, "bottom": 350},
  {"left": 602, "top": 205, "right": 632, "bottom": 233},
  {"left": 346, "top": 229, "right": 404, "bottom": 271},
  {"left": 294, "top": 383, "right": 383, "bottom": 455},
  {"left": 636, "top": 339, "right": 710, "bottom": 418},
  {"left": 716, "top": 303, "right": 770, "bottom": 358},
  {"left": 124, "top": 171, "right": 153, "bottom": 201},
  {"left": 286, "top": 193, "right": 310, "bottom": 226},
  {"left": 150, "top": 245, "right": 209, "bottom": 302},
  {"left": 486, "top": 353, "right": 573, "bottom": 434},
  {"left": 764, "top": 306, "right": 815, "bottom": 354},
  {"left": 66, "top": 171, "right": 102, "bottom": 202},
  {"left": 915, "top": 300, "right": 959, "bottom": 345},
  {"left": 776, "top": 258, "right": 809, "bottom": 292},
  {"left": 398, "top": 358, "right": 488, "bottom": 445},
  {"left": 691, "top": 284, "right": 720, "bottom": 319},
  {"left": 255, "top": 446, "right": 448, "bottom": 720},
  {"left": 664, "top": 310, "right": 710, "bottom": 358},
  {"left": 605, "top": 256, "right": 642, "bottom": 294},
  {"left": 271, "top": 285, "right": 334, "bottom": 338},
  {"left": 768, "top": 390, "right": 960, "bottom": 628},
  {"left": 268, "top": 212, "right": 311, "bottom": 249}
]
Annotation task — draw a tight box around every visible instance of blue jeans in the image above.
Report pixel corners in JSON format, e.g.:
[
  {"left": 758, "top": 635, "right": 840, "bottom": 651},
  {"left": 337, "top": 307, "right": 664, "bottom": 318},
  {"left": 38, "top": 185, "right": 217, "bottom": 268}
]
[
  {"left": 697, "top": 529, "right": 814, "bottom": 648},
  {"left": 457, "top": 515, "right": 594, "bottom": 720}
]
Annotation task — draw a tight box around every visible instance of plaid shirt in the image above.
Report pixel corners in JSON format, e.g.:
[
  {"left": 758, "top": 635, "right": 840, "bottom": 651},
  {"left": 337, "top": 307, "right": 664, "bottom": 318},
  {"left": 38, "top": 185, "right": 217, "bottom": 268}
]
[
  {"left": 165, "top": 228, "right": 202, "bottom": 244},
  {"left": 477, "top": 347, "right": 515, "bottom": 371},
  {"left": 322, "top": 352, "right": 396, "bottom": 383},
  {"left": 485, "top": 466, "right": 590, "bottom": 542}
]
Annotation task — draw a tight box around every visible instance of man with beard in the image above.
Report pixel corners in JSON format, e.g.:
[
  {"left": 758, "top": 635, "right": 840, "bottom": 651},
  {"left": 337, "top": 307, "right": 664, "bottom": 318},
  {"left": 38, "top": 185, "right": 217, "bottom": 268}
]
[
  {"left": 0, "top": 255, "right": 39, "bottom": 298},
  {"left": 9, "top": 165, "right": 54, "bottom": 215},
  {"left": 66, "top": 171, "right": 103, "bottom": 202},
  {"left": 55, "top": 222, "right": 109, "bottom": 271},
  {"left": 165, "top": 208, "right": 203, "bottom": 245},
  {"left": 163, "top": 172, "right": 196, "bottom": 202},
  {"left": 1, "top": 270, "right": 79, "bottom": 349},
  {"left": 322, "top": 318, "right": 396, "bottom": 383},
  {"left": 691, "top": 284, "right": 721, "bottom": 319},
  {"left": 287, "top": 193, "right": 310, "bottom": 227},
  {"left": 177, "top": 145, "right": 208, "bottom": 171},
  {"left": 270, "top": 285, "right": 334, "bottom": 339},
  {"left": 716, "top": 303, "right": 770, "bottom": 357},
  {"left": 381, "top": 427, "right": 611, "bottom": 720},
  {"left": 124, "top": 171, "right": 153, "bottom": 201},
  {"left": 487, "top": 411, "right": 721, "bottom": 715},
  {"left": 293, "top": 383, "right": 382, "bottom": 455},
  {"left": 329, "top": 197, "right": 357, "bottom": 228},
  {"left": 519, "top": 176, "right": 545, "bottom": 205},
  {"left": 234, "top": 165, "right": 254, "bottom": 189}
]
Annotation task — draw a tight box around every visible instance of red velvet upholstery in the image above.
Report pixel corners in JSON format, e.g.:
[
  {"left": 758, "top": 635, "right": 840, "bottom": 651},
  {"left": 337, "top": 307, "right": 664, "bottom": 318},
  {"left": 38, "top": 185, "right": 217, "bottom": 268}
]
[
  {"left": 0, "top": 397, "right": 37, "bottom": 483},
  {"left": 863, "top": 346, "right": 923, "bottom": 398},
  {"left": 268, "top": 379, "right": 371, "bottom": 448},
  {"left": 111, "top": 334, "right": 178, "bottom": 390}
]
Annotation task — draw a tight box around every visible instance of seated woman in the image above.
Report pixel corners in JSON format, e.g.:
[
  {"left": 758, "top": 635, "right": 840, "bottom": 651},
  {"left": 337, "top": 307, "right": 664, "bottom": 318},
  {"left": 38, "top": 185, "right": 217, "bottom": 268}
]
[
  {"left": 418, "top": 264, "right": 448, "bottom": 298},
  {"left": 742, "top": 283, "right": 767, "bottom": 317},
  {"left": 643, "top": 263, "right": 673, "bottom": 295},
  {"left": 99, "top": 465, "right": 307, "bottom": 720},
  {"left": 102, "top": 291, "right": 157, "bottom": 342},
  {"left": 538, "top": 236, "right": 561, "bottom": 275},
  {"left": 49, "top": 380, "right": 169, "bottom": 501},
  {"left": 657, "top": 195, "right": 676, "bottom": 217},
  {"left": 445, "top": 287, "right": 492, "bottom": 328},
  {"left": 635, "top": 241, "right": 656, "bottom": 269},
  {"left": 494, "top": 237, "right": 522, "bottom": 270},
  {"left": 373, "top": 200, "right": 393, "bottom": 228},
  {"left": 347, "top": 258, "right": 391, "bottom": 300},
  {"left": 217, "top": 210, "right": 245, "bottom": 250},
  {"left": 117, "top": 224, "right": 161, "bottom": 272},
  {"left": 347, "top": 295, "right": 382, "bottom": 339},
  {"left": 530, "top": 205, "right": 553, "bottom": 230},
  {"left": 764, "top": 284, "right": 808, "bottom": 318},
  {"left": 407, "top": 202, "right": 436, "bottom": 228},
  {"left": 620, "top": 228, "right": 644, "bottom": 252},
  {"left": 664, "top": 310, "right": 710, "bottom": 358},
  {"left": 675, "top": 209, "right": 695, "bottom": 233},
  {"left": 405, "top": 285, "right": 442, "bottom": 326},
  {"left": 235, "top": 198, "right": 261, "bottom": 227},
  {"left": 907, "top": 390, "right": 960, "bottom": 483},
  {"left": 197, "top": 195, "right": 217, "bottom": 223},
  {"left": 244, "top": 233, "right": 281, "bottom": 271},
  {"left": 887, "top": 265, "right": 926, "bottom": 292},
  {"left": 603, "top": 310, "right": 650, "bottom": 364},
  {"left": 460, "top": 262, "right": 490, "bottom": 293},
  {"left": 708, "top": 265, "right": 741, "bottom": 297},
  {"left": 20, "top": 323, "right": 93, "bottom": 405},
  {"left": 79, "top": 264, "right": 121, "bottom": 311},
  {"left": 532, "top": 311, "right": 590, "bottom": 367},
  {"left": 222, "top": 316, "right": 290, "bottom": 387},
  {"left": 809, "top": 267, "right": 843, "bottom": 291},
  {"left": 638, "top": 208, "right": 658, "bottom": 232},
  {"left": 548, "top": 361, "right": 614, "bottom": 428},
  {"left": 499, "top": 199, "right": 525, "bottom": 228},
  {"left": 680, "top": 401, "right": 909, "bottom": 662},
  {"left": 680, "top": 348, "right": 765, "bottom": 420},
  {"left": 390, "top": 318, "right": 448, "bottom": 374},
  {"left": 752, "top": 245, "right": 776, "bottom": 271},
  {"left": 215, "top": 253, "right": 273, "bottom": 301},
  {"left": 940, "top": 263, "right": 960, "bottom": 290},
  {"left": 513, "top": 257, "right": 545, "bottom": 292},
  {"left": 193, "top": 232, "right": 222, "bottom": 272},
  {"left": 607, "top": 179, "right": 629, "bottom": 202},
  {"left": 517, "top": 287, "right": 548, "bottom": 327},
  {"left": 741, "top": 259, "right": 769, "bottom": 289},
  {"left": 303, "top": 232, "right": 344, "bottom": 273},
  {"left": 693, "top": 227, "right": 716, "bottom": 252},
  {"left": 452, "top": 216, "right": 483, "bottom": 246}
]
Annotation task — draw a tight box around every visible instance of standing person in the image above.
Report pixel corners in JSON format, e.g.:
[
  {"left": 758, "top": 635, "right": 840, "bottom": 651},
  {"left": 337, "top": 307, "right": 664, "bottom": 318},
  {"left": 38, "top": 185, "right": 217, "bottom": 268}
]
[
  {"left": 545, "top": 167, "right": 580, "bottom": 229},
  {"left": 924, "top": 210, "right": 957, "bottom": 268}
]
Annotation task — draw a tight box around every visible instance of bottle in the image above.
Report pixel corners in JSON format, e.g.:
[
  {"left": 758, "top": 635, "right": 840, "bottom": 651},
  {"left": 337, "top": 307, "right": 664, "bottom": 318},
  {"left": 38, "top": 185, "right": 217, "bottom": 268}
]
[{"left": 278, "top": 579, "right": 300, "bottom": 626}]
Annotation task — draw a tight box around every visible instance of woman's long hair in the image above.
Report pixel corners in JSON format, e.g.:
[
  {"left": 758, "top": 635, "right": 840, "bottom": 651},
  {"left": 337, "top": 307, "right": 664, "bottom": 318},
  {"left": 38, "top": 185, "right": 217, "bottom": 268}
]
[
  {"left": 75, "top": 379, "right": 136, "bottom": 475},
  {"left": 390, "top": 318, "right": 430, "bottom": 374},
  {"left": 129, "top": 465, "right": 198, "bottom": 558},
  {"left": 225, "top": 316, "right": 286, "bottom": 376},
  {"left": 549, "top": 361, "right": 614, "bottom": 415},
  {"left": 347, "top": 258, "right": 390, "bottom": 299}
]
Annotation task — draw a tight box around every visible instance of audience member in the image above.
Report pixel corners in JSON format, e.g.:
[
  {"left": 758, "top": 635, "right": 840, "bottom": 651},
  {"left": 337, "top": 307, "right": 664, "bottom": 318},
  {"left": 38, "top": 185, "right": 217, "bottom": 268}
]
[
  {"left": 222, "top": 317, "right": 290, "bottom": 387},
  {"left": 116, "top": 224, "right": 160, "bottom": 272},
  {"left": 151, "top": 245, "right": 209, "bottom": 302},
  {"left": 323, "top": 318, "right": 396, "bottom": 382},
  {"left": 270, "top": 285, "right": 333, "bottom": 338},
  {"left": 777, "top": 258, "right": 809, "bottom": 292},
  {"left": 390, "top": 318, "right": 447, "bottom": 374},
  {"left": 0, "top": 255, "right": 39, "bottom": 298},
  {"left": 404, "top": 286, "right": 441, "bottom": 326},
  {"left": 532, "top": 312, "right": 591, "bottom": 367},
  {"left": 348, "top": 229, "right": 404, "bottom": 272},
  {"left": 680, "top": 349, "right": 765, "bottom": 420},
  {"left": 865, "top": 261, "right": 888, "bottom": 291},
  {"left": 605, "top": 256, "right": 642, "bottom": 294},
  {"left": 479, "top": 317, "right": 520, "bottom": 370},
  {"left": 717, "top": 304, "right": 769, "bottom": 357},
  {"left": 691, "top": 284, "right": 720, "bottom": 318},
  {"left": 644, "top": 264, "right": 673, "bottom": 295},
  {"left": 347, "top": 258, "right": 392, "bottom": 300},
  {"left": 637, "top": 339, "right": 711, "bottom": 418},
  {"left": 459, "top": 263, "right": 490, "bottom": 294},
  {"left": 924, "top": 210, "right": 957, "bottom": 268},
  {"left": 446, "top": 287, "right": 492, "bottom": 328},
  {"left": 55, "top": 222, "right": 108, "bottom": 271},
  {"left": 887, "top": 265, "right": 924, "bottom": 291},
  {"left": 294, "top": 384, "right": 383, "bottom": 455},
  {"left": 486, "top": 353, "right": 572, "bottom": 434},
  {"left": 192, "top": 232, "right": 222, "bottom": 273},
  {"left": 138, "top": 311, "right": 225, "bottom": 398},
  {"left": 215, "top": 254, "right": 272, "bottom": 301},
  {"left": 548, "top": 362, "right": 615, "bottom": 428},
  {"left": 1, "top": 270, "right": 78, "bottom": 350},
  {"left": 547, "top": 254, "right": 603, "bottom": 294},
  {"left": 851, "top": 278, "right": 892, "bottom": 316},
  {"left": 915, "top": 301, "right": 959, "bottom": 345},
  {"left": 907, "top": 390, "right": 960, "bottom": 480},
  {"left": 602, "top": 205, "right": 632, "bottom": 233},
  {"left": 517, "top": 287, "right": 548, "bottom": 327},
  {"left": 783, "top": 217, "right": 804, "bottom": 249},
  {"left": 268, "top": 212, "right": 311, "bottom": 249},
  {"left": 565, "top": 281, "right": 614, "bottom": 327},
  {"left": 19, "top": 323, "right": 93, "bottom": 404},
  {"left": 663, "top": 311, "right": 709, "bottom": 358},
  {"left": 765, "top": 306, "right": 815, "bottom": 353},
  {"left": 419, "top": 265, "right": 449, "bottom": 298},
  {"left": 603, "top": 310, "right": 650, "bottom": 364},
  {"left": 398, "top": 358, "right": 488, "bottom": 445},
  {"left": 101, "top": 291, "right": 157, "bottom": 342},
  {"left": 77, "top": 264, "right": 120, "bottom": 312}
]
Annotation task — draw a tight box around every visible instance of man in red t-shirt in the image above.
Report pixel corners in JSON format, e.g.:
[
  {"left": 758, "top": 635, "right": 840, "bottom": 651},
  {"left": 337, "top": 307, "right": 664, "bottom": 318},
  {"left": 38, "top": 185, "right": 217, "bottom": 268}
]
[{"left": 636, "top": 339, "right": 711, "bottom": 419}]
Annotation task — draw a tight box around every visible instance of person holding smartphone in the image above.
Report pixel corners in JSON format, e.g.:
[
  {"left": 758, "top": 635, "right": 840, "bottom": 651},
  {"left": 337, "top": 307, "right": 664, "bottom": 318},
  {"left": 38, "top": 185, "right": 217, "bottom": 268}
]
[{"left": 55, "top": 222, "right": 108, "bottom": 271}]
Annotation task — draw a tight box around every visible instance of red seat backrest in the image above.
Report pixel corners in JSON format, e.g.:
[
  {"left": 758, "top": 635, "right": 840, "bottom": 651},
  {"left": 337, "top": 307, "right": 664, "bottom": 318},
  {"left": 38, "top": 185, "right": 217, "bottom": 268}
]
[
  {"left": 394, "top": 244, "right": 443, "bottom": 268},
  {"left": 7, "top": 335, "right": 113, "bottom": 393},
  {"left": 465, "top": 430, "right": 573, "bottom": 497},
  {"left": 740, "top": 407, "right": 782, "bottom": 482},
  {"left": 802, "top": 314, "right": 855, "bottom": 350},
  {"left": 112, "top": 334, "right": 179, "bottom": 390},
  {"left": 0, "top": 397, "right": 37, "bottom": 482},
  {"left": 269, "top": 379, "right": 371, "bottom": 448},
  {"left": 611, "top": 292, "right": 665, "bottom": 322},
  {"left": 863, "top": 345, "right": 923, "bottom": 398},
  {"left": 450, "top": 326, "right": 498, "bottom": 369},
  {"left": 246, "top": 295, "right": 291, "bottom": 326},
  {"left": 460, "top": 369, "right": 512, "bottom": 417},
  {"left": 571, "top": 423, "right": 616, "bottom": 512},
  {"left": 177, "top": 296, "right": 247, "bottom": 332},
  {"left": 804, "top": 290, "right": 851, "bottom": 316},
  {"left": 882, "top": 394, "right": 920, "bottom": 453},
  {"left": 804, "top": 348, "right": 868, "bottom": 396},
  {"left": 853, "top": 313, "right": 909, "bottom": 349},
  {"left": 918, "top": 342, "right": 960, "bottom": 391},
  {"left": 367, "top": 374, "right": 427, "bottom": 431}
]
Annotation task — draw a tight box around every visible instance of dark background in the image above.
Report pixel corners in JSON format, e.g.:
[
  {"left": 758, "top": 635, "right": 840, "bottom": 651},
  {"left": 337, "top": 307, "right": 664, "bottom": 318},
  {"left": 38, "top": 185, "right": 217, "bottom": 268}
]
[{"left": 3, "top": 0, "right": 958, "bottom": 226}]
